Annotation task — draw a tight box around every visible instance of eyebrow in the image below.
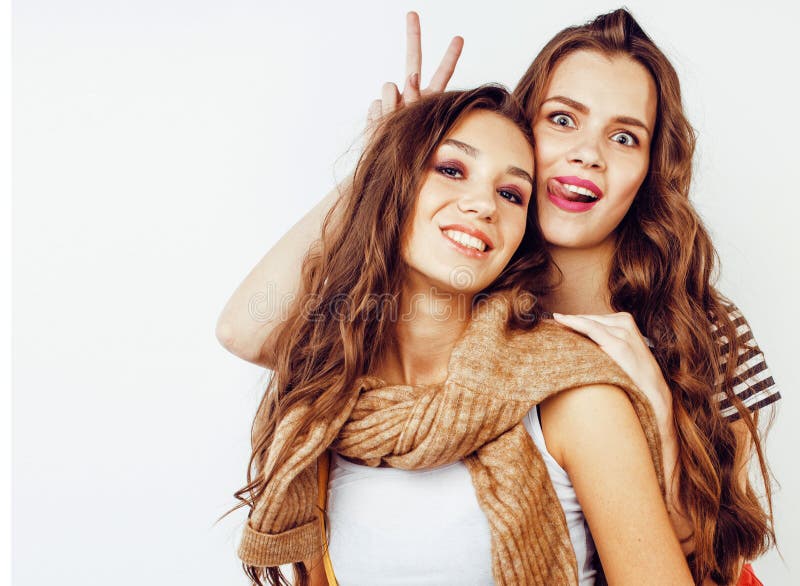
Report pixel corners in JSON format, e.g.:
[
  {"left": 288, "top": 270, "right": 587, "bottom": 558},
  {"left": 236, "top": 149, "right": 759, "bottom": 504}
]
[
  {"left": 507, "top": 167, "right": 534, "bottom": 186},
  {"left": 442, "top": 138, "right": 534, "bottom": 186},
  {"left": 443, "top": 138, "right": 479, "bottom": 157},
  {"left": 542, "top": 95, "right": 652, "bottom": 135}
]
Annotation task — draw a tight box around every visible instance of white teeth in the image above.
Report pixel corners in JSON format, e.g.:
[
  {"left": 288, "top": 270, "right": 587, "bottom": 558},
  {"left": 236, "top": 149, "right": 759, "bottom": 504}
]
[
  {"left": 564, "top": 184, "right": 599, "bottom": 199},
  {"left": 443, "top": 229, "right": 487, "bottom": 252}
]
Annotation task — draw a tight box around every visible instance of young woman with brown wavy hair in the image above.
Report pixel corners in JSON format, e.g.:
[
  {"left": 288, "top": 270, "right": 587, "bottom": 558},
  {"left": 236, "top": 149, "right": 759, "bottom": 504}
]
[
  {"left": 507, "top": 10, "right": 779, "bottom": 585},
  {"left": 218, "top": 10, "right": 779, "bottom": 585},
  {"left": 221, "top": 85, "right": 694, "bottom": 586}
]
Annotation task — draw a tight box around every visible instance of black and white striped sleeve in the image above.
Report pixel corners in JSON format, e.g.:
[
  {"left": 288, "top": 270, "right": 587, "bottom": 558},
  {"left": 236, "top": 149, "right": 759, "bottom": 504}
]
[{"left": 713, "top": 302, "right": 781, "bottom": 420}]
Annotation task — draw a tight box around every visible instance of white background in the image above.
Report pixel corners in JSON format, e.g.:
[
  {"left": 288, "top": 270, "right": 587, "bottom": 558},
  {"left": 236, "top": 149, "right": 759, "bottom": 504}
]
[{"left": 12, "top": 0, "right": 799, "bottom": 584}]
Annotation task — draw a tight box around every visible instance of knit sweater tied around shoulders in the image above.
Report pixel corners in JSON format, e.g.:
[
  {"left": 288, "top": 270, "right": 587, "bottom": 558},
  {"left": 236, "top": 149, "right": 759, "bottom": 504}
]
[{"left": 237, "top": 293, "right": 665, "bottom": 585}]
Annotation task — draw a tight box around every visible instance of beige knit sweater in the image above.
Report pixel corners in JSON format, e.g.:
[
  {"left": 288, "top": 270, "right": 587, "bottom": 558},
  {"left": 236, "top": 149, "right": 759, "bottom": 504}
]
[{"left": 238, "top": 294, "right": 665, "bottom": 584}]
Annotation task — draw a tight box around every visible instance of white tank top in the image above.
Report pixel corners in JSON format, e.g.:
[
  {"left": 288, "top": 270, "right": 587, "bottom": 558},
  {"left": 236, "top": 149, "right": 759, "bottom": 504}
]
[{"left": 326, "top": 405, "right": 597, "bottom": 585}]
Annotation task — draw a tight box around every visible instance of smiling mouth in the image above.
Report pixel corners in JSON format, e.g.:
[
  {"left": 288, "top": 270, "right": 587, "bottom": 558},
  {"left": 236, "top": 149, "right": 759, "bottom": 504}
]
[{"left": 442, "top": 229, "right": 490, "bottom": 252}]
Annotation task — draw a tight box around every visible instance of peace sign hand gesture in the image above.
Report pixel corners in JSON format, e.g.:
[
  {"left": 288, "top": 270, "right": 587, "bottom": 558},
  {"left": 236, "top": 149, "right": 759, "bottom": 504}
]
[{"left": 367, "top": 12, "right": 464, "bottom": 131}]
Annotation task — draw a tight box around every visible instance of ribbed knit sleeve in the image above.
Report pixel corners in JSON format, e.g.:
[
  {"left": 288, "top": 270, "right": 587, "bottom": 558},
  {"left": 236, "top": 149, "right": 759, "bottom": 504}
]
[
  {"left": 238, "top": 386, "right": 364, "bottom": 568},
  {"left": 238, "top": 464, "right": 322, "bottom": 566}
]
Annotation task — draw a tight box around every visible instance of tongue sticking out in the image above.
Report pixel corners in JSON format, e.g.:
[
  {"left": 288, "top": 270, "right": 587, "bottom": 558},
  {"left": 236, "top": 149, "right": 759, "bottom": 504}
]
[{"left": 548, "top": 178, "right": 596, "bottom": 203}]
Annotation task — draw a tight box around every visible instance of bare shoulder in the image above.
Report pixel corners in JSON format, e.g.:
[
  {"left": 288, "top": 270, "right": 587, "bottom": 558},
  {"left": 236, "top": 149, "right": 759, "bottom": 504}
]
[
  {"left": 542, "top": 383, "right": 632, "bottom": 414},
  {"left": 540, "top": 384, "right": 692, "bottom": 583},
  {"left": 540, "top": 383, "right": 642, "bottom": 470},
  {"left": 541, "top": 384, "right": 637, "bottom": 436}
]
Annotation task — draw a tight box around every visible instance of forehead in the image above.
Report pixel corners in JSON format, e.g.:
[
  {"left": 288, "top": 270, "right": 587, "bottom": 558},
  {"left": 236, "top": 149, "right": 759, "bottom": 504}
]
[
  {"left": 442, "top": 110, "right": 533, "bottom": 169},
  {"left": 544, "top": 50, "right": 657, "bottom": 130}
]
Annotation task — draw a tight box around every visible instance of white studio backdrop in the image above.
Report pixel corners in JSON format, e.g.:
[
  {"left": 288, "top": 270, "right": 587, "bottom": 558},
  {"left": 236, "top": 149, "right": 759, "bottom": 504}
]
[{"left": 13, "top": 0, "right": 799, "bottom": 584}]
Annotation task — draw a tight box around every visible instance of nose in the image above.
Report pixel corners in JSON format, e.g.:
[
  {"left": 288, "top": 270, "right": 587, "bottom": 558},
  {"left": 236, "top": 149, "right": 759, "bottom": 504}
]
[
  {"left": 568, "top": 134, "right": 605, "bottom": 170},
  {"left": 457, "top": 184, "right": 497, "bottom": 221}
]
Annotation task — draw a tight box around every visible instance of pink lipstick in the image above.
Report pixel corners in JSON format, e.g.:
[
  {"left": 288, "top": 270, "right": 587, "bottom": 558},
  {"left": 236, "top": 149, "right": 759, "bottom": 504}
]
[
  {"left": 546, "top": 176, "right": 603, "bottom": 213},
  {"left": 440, "top": 224, "right": 493, "bottom": 259}
]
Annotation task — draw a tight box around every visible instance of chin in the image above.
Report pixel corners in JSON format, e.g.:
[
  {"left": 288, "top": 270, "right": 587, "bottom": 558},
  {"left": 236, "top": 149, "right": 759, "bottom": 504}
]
[
  {"left": 544, "top": 228, "right": 617, "bottom": 252},
  {"left": 541, "top": 229, "right": 586, "bottom": 250},
  {"left": 435, "top": 280, "right": 486, "bottom": 297}
]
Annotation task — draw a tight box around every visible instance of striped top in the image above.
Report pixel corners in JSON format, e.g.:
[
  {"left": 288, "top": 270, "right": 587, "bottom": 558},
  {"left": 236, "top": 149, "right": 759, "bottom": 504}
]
[
  {"left": 553, "top": 300, "right": 782, "bottom": 421},
  {"left": 714, "top": 301, "right": 781, "bottom": 420}
]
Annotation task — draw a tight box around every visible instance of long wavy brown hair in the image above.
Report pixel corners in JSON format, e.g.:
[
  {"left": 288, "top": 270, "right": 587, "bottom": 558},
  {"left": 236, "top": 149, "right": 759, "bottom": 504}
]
[
  {"left": 233, "top": 85, "right": 549, "bottom": 586},
  {"left": 514, "top": 8, "right": 774, "bottom": 584}
]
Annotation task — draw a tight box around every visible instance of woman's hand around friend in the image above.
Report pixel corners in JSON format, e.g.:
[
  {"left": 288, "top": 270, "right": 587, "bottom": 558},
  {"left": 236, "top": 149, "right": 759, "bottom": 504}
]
[
  {"left": 366, "top": 12, "right": 464, "bottom": 132},
  {"left": 551, "top": 312, "right": 673, "bottom": 427},
  {"left": 551, "top": 311, "right": 709, "bottom": 554}
]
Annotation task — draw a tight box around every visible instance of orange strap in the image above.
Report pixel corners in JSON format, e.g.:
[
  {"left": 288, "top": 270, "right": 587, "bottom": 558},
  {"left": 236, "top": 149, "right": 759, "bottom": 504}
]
[{"left": 316, "top": 451, "right": 337, "bottom": 586}]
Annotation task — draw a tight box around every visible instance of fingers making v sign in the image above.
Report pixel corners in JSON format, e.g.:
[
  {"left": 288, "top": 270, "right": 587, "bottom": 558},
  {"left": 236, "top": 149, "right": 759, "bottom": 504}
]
[{"left": 366, "top": 12, "right": 464, "bottom": 130}]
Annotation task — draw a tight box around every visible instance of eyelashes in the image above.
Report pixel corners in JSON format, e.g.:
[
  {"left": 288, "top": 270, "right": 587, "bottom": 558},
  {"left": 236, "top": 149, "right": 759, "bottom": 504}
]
[
  {"left": 546, "top": 111, "right": 641, "bottom": 147},
  {"left": 550, "top": 112, "right": 577, "bottom": 129},
  {"left": 610, "top": 131, "right": 638, "bottom": 146},
  {"left": 498, "top": 189, "right": 524, "bottom": 205},
  {"left": 434, "top": 161, "right": 526, "bottom": 205},
  {"left": 435, "top": 162, "right": 465, "bottom": 178}
]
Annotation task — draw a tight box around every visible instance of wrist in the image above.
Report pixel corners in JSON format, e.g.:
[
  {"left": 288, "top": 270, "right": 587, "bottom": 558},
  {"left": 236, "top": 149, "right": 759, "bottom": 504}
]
[
  {"left": 658, "top": 410, "right": 678, "bottom": 453},
  {"left": 646, "top": 384, "right": 674, "bottom": 433}
]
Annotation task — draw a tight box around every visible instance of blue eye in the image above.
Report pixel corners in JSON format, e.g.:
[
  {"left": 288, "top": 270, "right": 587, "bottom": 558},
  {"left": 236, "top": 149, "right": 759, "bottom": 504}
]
[
  {"left": 611, "top": 131, "right": 638, "bottom": 146},
  {"left": 550, "top": 113, "right": 577, "bottom": 128}
]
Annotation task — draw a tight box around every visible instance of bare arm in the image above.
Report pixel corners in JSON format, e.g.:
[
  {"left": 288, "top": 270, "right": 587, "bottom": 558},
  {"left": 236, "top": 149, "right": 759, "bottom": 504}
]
[
  {"left": 215, "top": 181, "right": 347, "bottom": 367},
  {"left": 551, "top": 313, "right": 698, "bottom": 550},
  {"left": 540, "top": 384, "right": 693, "bottom": 585},
  {"left": 215, "top": 12, "right": 463, "bottom": 368},
  {"left": 550, "top": 312, "right": 770, "bottom": 582}
]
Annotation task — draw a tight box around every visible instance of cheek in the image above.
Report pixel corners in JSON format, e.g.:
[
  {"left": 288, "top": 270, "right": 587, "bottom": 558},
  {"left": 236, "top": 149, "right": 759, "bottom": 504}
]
[
  {"left": 408, "top": 193, "right": 437, "bottom": 238},
  {"left": 532, "top": 131, "right": 555, "bottom": 169},
  {"left": 532, "top": 133, "right": 562, "bottom": 192},
  {"left": 501, "top": 209, "right": 529, "bottom": 253},
  {"left": 614, "top": 156, "right": 649, "bottom": 205}
]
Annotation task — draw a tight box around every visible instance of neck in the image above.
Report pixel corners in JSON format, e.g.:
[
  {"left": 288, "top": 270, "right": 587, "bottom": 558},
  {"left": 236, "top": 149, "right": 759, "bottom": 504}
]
[
  {"left": 543, "top": 239, "right": 616, "bottom": 315},
  {"left": 372, "top": 284, "right": 473, "bottom": 386}
]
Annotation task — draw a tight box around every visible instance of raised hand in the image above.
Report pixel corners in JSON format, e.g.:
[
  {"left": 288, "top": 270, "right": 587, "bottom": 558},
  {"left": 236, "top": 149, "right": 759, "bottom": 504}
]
[
  {"left": 402, "top": 11, "right": 464, "bottom": 103},
  {"left": 551, "top": 312, "right": 673, "bottom": 426},
  {"left": 367, "top": 11, "right": 464, "bottom": 130}
]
